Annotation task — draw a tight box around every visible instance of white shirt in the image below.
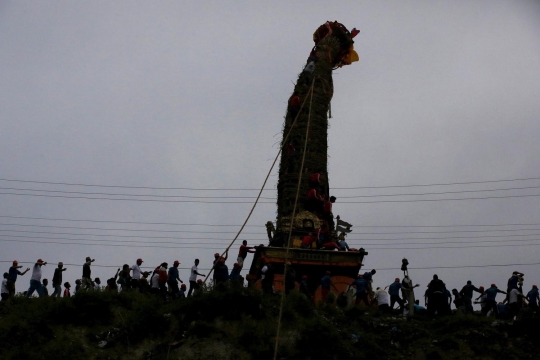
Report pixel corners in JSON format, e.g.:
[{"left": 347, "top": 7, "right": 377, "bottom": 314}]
[
  {"left": 374, "top": 289, "right": 390, "bottom": 306},
  {"left": 261, "top": 265, "right": 268, "bottom": 280},
  {"left": 1, "top": 279, "right": 8, "bottom": 294},
  {"left": 30, "top": 264, "right": 42, "bottom": 282},
  {"left": 150, "top": 273, "right": 159, "bottom": 289},
  {"left": 131, "top": 264, "right": 142, "bottom": 280},
  {"left": 509, "top": 288, "right": 520, "bottom": 304},
  {"left": 189, "top": 265, "right": 198, "bottom": 282}
]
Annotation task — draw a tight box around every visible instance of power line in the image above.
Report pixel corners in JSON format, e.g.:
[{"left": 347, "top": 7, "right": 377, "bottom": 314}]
[
  {"left": 8, "top": 234, "right": 538, "bottom": 247},
  {"left": 0, "top": 229, "right": 262, "bottom": 238},
  {"left": 2, "top": 226, "right": 540, "bottom": 245},
  {"left": 2, "top": 214, "right": 540, "bottom": 229},
  {"left": 0, "top": 186, "right": 274, "bottom": 199},
  {"left": 0, "top": 191, "right": 275, "bottom": 203},
  {"left": 5, "top": 227, "right": 540, "bottom": 242},
  {"left": 348, "top": 238, "right": 540, "bottom": 246},
  {"left": 5, "top": 222, "right": 540, "bottom": 235},
  {"left": 5, "top": 224, "right": 540, "bottom": 241},
  {"left": 3, "top": 190, "right": 540, "bottom": 204},
  {"left": 374, "top": 262, "right": 540, "bottom": 271},
  {"left": 0, "top": 223, "right": 266, "bottom": 233},
  {"left": 0, "top": 234, "right": 253, "bottom": 244},
  {"left": 339, "top": 223, "right": 540, "bottom": 228},
  {"left": 0, "top": 192, "right": 540, "bottom": 204},
  {"left": 361, "top": 243, "right": 540, "bottom": 250},
  {"left": 2, "top": 175, "right": 540, "bottom": 190},
  {"left": 0, "top": 238, "right": 241, "bottom": 247},
  {"left": 337, "top": 185, "right": 540, "bottom": 198},
  {"left": 7, "top": 231, "right": 540, "bottom": 245},
  {"left": 0, "top": 215, "right": 263, "bottom": 227},
  {"left": 0, "top": 238, "right": 228, "bottom": 248},
  {"left": 5, "top": 223, "right": 540, "bottom": 237},
  {"left": 3, "top": 235, "right": 540, "bottom": 250},
  {"left": 346, "top": 233, "right": 540, "bottom": 241},
  {"left": 339, "top": 193, "right": 540, "bottom": 204},
  {"left": 333, "top": 176, "right": 540, "bottom": 189},
  {"left": 338, "top": 228, "right": 540, "bottom": 235},
  {"left": 1, "top": 184, "right": 539, "bottom": 200},
  {"left": 0, "top": 178, "right": 272, "bottom": 191}
]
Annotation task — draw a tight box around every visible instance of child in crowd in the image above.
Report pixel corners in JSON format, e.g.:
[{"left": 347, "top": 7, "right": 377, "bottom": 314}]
[{"left": 63, "top": 282, "right": 71, "bottom": 297}]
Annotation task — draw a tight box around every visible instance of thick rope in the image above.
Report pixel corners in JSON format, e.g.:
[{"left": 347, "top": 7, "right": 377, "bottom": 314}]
[
  {"left": 202, "top": 82, "right": 316, "bottom": 285},
  {"left": 273, "top": 77, "right": 316, "bottom": 360}
]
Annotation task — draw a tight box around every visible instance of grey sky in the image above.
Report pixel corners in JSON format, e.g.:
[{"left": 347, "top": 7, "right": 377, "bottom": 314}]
[{"left": 1, "top": 1, "right": 540, "bottom": 302}]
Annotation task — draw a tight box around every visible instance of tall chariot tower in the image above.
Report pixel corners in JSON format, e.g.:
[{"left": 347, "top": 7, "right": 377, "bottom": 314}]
[{"left": 247, "top": 22, "right": 367, "bottom": 300}]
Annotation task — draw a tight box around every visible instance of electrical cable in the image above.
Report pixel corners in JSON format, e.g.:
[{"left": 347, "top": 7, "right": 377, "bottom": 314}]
[
  {"left": 1, "top": 175, "right": 539, "bottom": 191},
  {"left": 0, "top": 223, "right": 266, "bottom": 233},
  {"left": 5, "top": 228, "right": 540, "bottom": 242},
  {"left": 0, "top": 191, "right": 275, "bottom": 203},
  {"left": 4, "top": 190, "right": 540, "bottom": 204},
  {"left": 333, "top": 176, "right": 540, "bottom": 189},
  {"left": 4, "top": 233, "right": 540, "bottom": 247},
  {"left": 3, "top": 215, "right": 540, "bottom": 230},
  {"left": 0, "top": 228, "right": 262, "bottom": 237},
  {"left": 335, "top": 185, "right": 540, "bottom": 198},
  {"left": 5, "top": 222, "right": 540, "bottom": 235},
  {"left": 338, "top": 193, "right": 540, "bottom": 203},
  {"left": 0, "top": 215, "right": 263, "bottom": 227},
  {"left": 0, "top": 186, "right": 274, "bottom": 199},
  {"left": 1, "top": 184, "right": 539, "bottom": 200}
]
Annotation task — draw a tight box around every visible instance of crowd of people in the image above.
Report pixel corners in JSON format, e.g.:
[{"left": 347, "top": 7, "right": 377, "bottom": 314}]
[
  {"left": 1, "top": 256, "right": 209, "bottom": 301},
  {"left": 0, "top": 240, "right": 261, "bottom": 302},
  {"left": 2, "top": 244, "right": 539, "bottom": 321},
  {"left": 343, "top": 270, "right": 539, "bottom": 320}
]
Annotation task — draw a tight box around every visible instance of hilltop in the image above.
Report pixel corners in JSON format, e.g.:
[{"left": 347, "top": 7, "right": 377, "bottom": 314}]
[{"left": 1, "top": 287, "right": 539, "bottom": 360}]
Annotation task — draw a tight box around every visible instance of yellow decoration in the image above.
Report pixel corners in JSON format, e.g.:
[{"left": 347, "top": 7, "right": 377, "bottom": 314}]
[{"left": 342, "top": 46, "right": 359, "bottom": 65}]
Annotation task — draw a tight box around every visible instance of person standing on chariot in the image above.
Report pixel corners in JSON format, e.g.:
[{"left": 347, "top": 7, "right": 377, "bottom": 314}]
[
  {"left": 305, "top": 186, "right": 324, "bottom": 213},
  {"left": 237, "top": 240, "right": 256, "bottom": 268},
  {"left": 322, "top": 196, "right": 336, "bottom": 231}
]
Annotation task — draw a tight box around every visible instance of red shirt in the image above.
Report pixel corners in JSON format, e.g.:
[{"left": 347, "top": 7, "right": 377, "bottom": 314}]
[
  {"left": 302, "top": 235, "right": 314, "bottom": 245},
  {"left": 306, "top": 188, "right": 317, "bottom": 199},
  {"left": 156, "top": 267, "right": 168, "bottom": 283},
  {"left": 63, "top": 288, "right": 71, "bottom": 297},
  {"left": 323, "top": 201, "right": 332, "bottom": 214},
  {"left": 238, "top": 244, "right": 254, "bottom": 259},
  {"left": 289, "top": 95, "right": 300, "bottom": 107},
  {"left": 322, "top": 242, "right": 339, "bottom": 250},
  {"left": 310, "top": 172, "right": 321, "bottom": 184}
]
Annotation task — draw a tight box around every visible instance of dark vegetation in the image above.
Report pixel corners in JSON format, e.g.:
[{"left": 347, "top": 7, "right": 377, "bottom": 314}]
[{"left": 1, "top": 287, "right": 539, "bottom": 360}]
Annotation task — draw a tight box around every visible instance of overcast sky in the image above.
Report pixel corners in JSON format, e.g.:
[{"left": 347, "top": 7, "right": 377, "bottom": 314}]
[{"left": 1, "top": 1, "right": 540, "bottom": 303}]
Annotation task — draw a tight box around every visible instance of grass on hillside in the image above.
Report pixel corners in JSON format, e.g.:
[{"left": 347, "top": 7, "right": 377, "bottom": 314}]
[{"left": 1, "top": 287, "right": 539, "bottom": 360}]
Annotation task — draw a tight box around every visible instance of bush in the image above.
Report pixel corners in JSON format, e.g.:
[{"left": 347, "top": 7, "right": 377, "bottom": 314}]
[
  {"left": 296, "top": 316, "right": 351, "bottom": 359},
  {"left": 123, "top": 294, "right": 168, "bottom": 343},
  {"left": 188, "top": 320, "right": 220, "bottom": 339},
  {"left": 40, "top": 334, "right": 86, "bottom": 360},
  {"left": 282, "top": 291, "right": 315, "bottom": 321},
  {"left": 171, "top": 286, "right": 263, "bottom": 324},
  {"left": 72, "top": 291, "right": 114, "bottom": 326},
  {"left": 235, "top": 317, "right": 276, "bottom": 358}
]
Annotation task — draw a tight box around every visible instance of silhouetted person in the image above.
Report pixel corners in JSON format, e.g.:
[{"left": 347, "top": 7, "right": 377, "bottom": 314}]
[{"left": 426, "top": 275, "right": 446, "bottom": 316}]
